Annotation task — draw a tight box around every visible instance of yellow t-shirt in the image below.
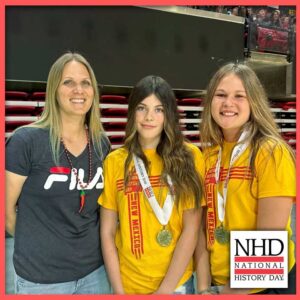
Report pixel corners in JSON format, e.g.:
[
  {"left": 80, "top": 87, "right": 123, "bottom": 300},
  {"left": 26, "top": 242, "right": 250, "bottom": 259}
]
[
  {"left": 98, "top": 143, "right": 205, "bottom": 294},
  {"left": 204, "top": 140, "right": 296, "bottom": 286}
]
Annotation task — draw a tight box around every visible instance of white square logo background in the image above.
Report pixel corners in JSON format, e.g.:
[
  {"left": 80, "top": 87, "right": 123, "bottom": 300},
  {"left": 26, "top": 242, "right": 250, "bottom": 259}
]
[{"left": 230, "top": 231, "right": 288, "bottom": 288}]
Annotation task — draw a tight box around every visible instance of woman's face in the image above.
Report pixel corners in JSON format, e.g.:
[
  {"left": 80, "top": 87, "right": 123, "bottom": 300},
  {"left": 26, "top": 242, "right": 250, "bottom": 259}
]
[
  {"left": 135, "top": 94, "right": 165, "bottom": 149},
  {"left": 57, "top": 60, "right": 94, "bottom": 120},
  {"left": 273, "top": 11, "right": 279, "bottom": 20},
  {"left": 211, "top": 74, "right": 251, "bottom": 142}
]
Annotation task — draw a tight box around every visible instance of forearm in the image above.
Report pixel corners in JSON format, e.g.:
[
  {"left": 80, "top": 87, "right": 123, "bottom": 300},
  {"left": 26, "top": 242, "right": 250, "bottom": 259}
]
[
  {"left": 102, "top": 238, "right": 124, "bottom": 294},
  {"left": 194, "top": 208, "right": 211, "bottom": 292},
  {"left": 5, "top": 171, "right": 27, "bottom": 237},
  {"left": 5, "top": 210, "right": 17, "bottom": 237},
  {"left": 100, "top": 207, "right": 124, "bottom": 294},
  {"left": 195, "top": 241, "right": 211, "bottom": 292}
]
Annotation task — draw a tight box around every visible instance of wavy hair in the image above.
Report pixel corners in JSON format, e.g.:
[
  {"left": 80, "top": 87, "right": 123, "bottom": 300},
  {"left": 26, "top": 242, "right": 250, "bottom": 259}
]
[
  {"left": 124, "top": 75, "right": 203, "bottom": 207},
  {"left": 25, "top": 52, "right": 107, "bottom": 164},
  {"left": 200, "top": 62, "right": 295, "bottom": 176}
]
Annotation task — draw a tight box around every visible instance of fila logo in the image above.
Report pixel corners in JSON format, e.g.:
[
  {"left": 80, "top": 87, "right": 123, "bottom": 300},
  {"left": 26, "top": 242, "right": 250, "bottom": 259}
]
[{"left": 44, "top": 166, "right": 104, "bottom": 190}]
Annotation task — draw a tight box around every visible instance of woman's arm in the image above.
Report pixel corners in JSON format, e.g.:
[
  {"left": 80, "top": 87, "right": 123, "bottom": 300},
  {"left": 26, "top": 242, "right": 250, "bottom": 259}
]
[
  {"left": 194, "top": 208, "right": 212, "bottom": 293},
  {"left": 155, "top": 208, "right": 201, "bottom": 294},
  {"left": 5, "top": 170, "right": 27, "bottom": 236},
  {"left": 100, "top": 207, "right": 125, "bottom": 294}
]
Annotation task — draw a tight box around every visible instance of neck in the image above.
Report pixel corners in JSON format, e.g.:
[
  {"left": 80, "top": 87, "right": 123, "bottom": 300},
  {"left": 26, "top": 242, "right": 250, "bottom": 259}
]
[
  {"left": 138, "top": 136, "right": 160, "bottom": 150},
  {"left": 61, "top": 119, "right": 87, "bottom": 142},
  {"left": 222, "top": 129, "right": 241, "bottom": 143}
]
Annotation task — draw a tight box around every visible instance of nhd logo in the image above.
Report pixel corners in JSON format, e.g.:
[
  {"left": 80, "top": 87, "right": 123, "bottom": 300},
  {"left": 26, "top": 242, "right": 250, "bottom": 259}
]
[{"left": 230, "top": 231, "right": 288, "bottom": 289}]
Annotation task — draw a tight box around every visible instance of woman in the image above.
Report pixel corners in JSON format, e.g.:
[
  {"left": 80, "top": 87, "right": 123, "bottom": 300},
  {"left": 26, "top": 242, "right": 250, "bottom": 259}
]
[
  {"left": 270, "top": 9, "right": 282, "bottom": 28},
  {"left": 99, "top": 75, "right": 204, "bottom": 294},
  {"left": 5, "top": 52, "right": 111, "bottom": 294},
  {"left": 195, "top": 62, "right": 295, "bottom": 294}
]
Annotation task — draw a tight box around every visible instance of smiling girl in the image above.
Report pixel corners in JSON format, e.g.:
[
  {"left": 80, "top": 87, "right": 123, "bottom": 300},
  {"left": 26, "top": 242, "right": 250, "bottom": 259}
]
[
  {"left": 99, "top": 75, "right": 205, "bottom": 294},
  {"left": 195, "top": 63, "right": 296, "bottom": 294}
]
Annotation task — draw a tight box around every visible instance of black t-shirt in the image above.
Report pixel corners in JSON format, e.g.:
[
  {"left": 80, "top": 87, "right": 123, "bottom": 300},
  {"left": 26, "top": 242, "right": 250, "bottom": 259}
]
[{"left": 6, "top": 127, "right": 110, "bottom": 283}]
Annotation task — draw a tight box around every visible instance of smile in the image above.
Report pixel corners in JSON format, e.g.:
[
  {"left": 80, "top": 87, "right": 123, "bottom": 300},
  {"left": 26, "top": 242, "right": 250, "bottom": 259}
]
[
  {"left": 70, "top": 98, "right": 85, "bottom": 103},
  {"left": 141, "top": 124, "right": 156, "bottom": 129},
  {"left": 221, "top": 112, "right": 237, "bottom": 116}
]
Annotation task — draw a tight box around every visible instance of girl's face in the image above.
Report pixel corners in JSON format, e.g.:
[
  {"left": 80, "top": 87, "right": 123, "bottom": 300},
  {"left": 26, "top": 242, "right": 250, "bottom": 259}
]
[
  {"left": 57, "top": 61, "right": 94, "bottom": 120},
  {"left": 211, "top": 74, "right": 251, "bottom": 142},
  {"left": 135, "top": 94, "right": 165, "bottom": 149}
]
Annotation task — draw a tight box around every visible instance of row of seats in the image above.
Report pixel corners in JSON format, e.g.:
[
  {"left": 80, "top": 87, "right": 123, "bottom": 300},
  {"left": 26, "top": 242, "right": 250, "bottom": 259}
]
[{"left": 5, "top": 91, "right": 296, "bottom": 149}]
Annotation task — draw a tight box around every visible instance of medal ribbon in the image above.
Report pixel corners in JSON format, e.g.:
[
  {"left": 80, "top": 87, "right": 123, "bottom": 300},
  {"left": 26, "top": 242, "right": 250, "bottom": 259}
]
[
  {"left": 215, "top": 131, "right": 249, "bottom": 223},
  {"left": 133, "top": 155, "right": 174, "bottom": 225}
]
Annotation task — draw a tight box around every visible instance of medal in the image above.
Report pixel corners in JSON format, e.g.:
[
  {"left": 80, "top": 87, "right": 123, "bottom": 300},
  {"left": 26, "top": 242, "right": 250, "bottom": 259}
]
[
  {"left": 157, "top": 228, "right": 172, "bottom": 247},
  {"left": 214, "top": 224, "right": 230, "bottom": 244},
  {"left": 134, "top": 155, "right": 175, "bottom": 247},
  {"left": 213, "top": 131, "right": 249, "bottom": 245}
]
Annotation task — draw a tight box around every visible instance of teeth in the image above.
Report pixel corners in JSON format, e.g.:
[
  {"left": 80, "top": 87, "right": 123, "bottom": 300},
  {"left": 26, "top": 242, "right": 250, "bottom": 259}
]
[
  {"left": 221, "top": 112, "right": 236, "bottom": 116},
  {"left": 71, "top": 99, "right": 84, "bottom": 103}
]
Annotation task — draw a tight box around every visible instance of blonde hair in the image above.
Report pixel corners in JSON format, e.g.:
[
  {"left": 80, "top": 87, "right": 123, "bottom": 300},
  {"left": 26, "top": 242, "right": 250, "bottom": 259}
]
[
  {"left": 25, "top": 52, "right": 107, "bottom": 164},
  {"left": 201, "top": 62, "right": 295, "bottom": 176}
]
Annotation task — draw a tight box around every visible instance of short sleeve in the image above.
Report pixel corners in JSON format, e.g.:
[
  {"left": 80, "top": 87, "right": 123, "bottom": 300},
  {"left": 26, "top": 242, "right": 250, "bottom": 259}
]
[
  {"left": 256, "top": 142, "right": 295, "bottom": 199},
  {"left": 6, "top": 129, "right": 32, "bottom": 176},
  {"left": 182, "top": 144, "right": 206, "bottom": 209},
  {"left": 98, "top": 153, "right": 118, "bottom": 211}
]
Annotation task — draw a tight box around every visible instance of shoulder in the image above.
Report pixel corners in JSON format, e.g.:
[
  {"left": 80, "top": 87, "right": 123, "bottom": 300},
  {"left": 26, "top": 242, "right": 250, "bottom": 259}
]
[
  {"left": 184, "top": 142, "right": 202, "bottom": 156},
  {"left": 255, "top": 138, "right": 294, "bottom": 164},
  {"left": 257, "top": 138, "right": 290, "bottom": 156},
  {"left": 105, "top": 147, "right": 128, "bottom": 163},
  {"left": 7, "top": 126, "right": 48, "bottom": 145}
]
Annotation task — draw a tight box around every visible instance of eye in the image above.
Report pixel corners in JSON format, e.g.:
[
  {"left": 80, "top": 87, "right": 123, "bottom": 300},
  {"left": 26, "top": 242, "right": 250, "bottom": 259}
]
[
  {"left": 136, "top": 105, "right": 146, "bottom": 112},
  {"left": 62, "top": 79, "right": 75, "bottom": 88},
  {"left": 215, "top": 93, "right": 226, "bottom": 98},
  {"left": 81, "top": 80, "right": 92, "bottom": 88},
  {"left": 235, "top": 94, "right": 246, "bottom": 99},
  {"left": 155, "top": 107, "right": 164, "bottom": 113}
]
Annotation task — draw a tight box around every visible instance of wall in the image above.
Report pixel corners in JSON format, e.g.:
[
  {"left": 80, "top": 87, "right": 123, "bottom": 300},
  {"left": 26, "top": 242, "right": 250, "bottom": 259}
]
[{"left": 6, "top": 6, "right": 245, "bottom": 90}]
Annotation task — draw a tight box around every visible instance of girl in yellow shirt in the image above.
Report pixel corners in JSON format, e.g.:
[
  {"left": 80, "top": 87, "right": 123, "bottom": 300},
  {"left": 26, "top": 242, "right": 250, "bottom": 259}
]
[
  {"left": 195, "top": 63, "right": 296, "bottom": 295},
  {"left": 99, "top": 75, "right": 205, "bottom": 294}
]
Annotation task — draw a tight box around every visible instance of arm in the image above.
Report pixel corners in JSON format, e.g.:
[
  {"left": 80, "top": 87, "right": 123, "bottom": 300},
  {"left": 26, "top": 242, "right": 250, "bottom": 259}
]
[
  {"left": 257, "top": 196, "right": 293, "bottom": 229},
  {"left": 5, "top": 170, "right": 27, "bottom": 236},
  {"left": 194, "top": 208, "right": 212, "bottom": 293},
  {"left": 155, "top": 208, "right": 201, "bottom": 294},
  {"left": 100, "top": 207, "right": 125, "bottom": 294},
  {"left": 220, "top": 196, "right": 293, "bottom": 295}
]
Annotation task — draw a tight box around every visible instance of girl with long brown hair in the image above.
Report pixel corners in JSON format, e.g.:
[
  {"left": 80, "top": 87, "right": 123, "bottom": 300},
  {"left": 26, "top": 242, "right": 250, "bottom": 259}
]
[{"left": 99, "top": 75, "right": 205, "bottom": 294}]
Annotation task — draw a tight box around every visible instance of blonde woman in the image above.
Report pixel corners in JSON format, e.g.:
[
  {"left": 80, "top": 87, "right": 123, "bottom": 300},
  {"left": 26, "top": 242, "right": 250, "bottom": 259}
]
[
  {"left": 6, "top": 52, "right": 111, "bottom": 294},
  {"left": 195, "top": 62, "right": 295, "bottom": 294}
]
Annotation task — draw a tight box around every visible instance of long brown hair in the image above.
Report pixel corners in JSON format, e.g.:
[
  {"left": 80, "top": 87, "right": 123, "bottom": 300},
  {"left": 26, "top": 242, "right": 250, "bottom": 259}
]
[
  {"left": 124, "top": 75, "right": 203, "bottom": 207},
  {"left": 200, "top": 62, "right": 295, "bottom": 177}
]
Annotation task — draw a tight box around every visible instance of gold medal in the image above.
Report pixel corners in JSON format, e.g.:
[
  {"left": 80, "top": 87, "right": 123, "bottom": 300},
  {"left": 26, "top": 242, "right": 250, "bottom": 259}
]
[
  {"left": 157, "top": 228, "right": 172, "bottom": 247},
  {"left": 214, "top": 224, "right": 230, "bottom": 244}
]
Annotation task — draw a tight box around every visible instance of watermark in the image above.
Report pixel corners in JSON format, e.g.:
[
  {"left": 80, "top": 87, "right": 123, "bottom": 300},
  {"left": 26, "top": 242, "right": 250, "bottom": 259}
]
[{"left": 230, "top": 231, "right": 288, "bottom": 288}]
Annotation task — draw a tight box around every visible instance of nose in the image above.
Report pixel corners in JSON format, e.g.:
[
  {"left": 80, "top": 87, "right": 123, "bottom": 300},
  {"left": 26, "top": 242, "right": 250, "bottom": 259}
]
[
  {"left": 73, "top": 83, "right": 84, "bottom": 93},
  {"left": 223, "top": 95, "right": 234, "bottom": 107},
  {"left": 145, "top": 109, "right": 154, "bottom": 121}
]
